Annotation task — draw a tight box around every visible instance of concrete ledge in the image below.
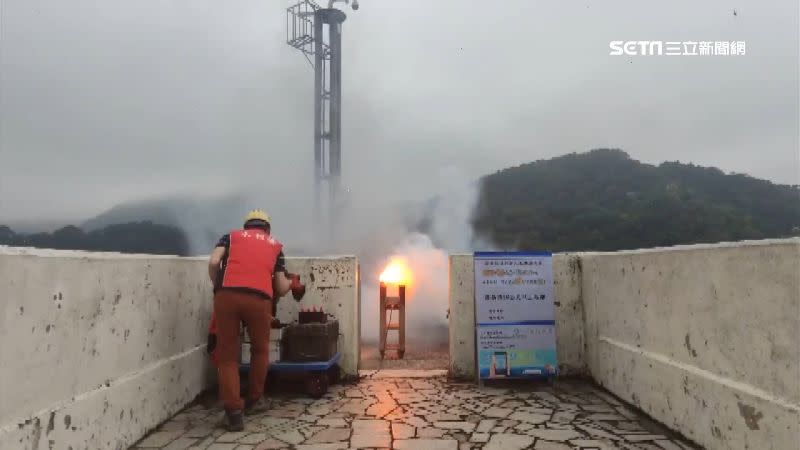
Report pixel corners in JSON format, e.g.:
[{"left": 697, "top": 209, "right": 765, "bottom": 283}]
[
  {"left": 0, "top": 248, "right": 214, "bottom": 450},
  {"left": 578, "top": 237, "right": 800, "bottom": 256},
  {"left": 593, "top": 337, "right": 799, "bottom": 449},
  {"left": 0, "top": 247, "right": 361, "bottom": 449},
  {"left": 1, "top": 346, "right": 209, "bottom": 450},
  {"left": 582, "top": 239, "right": 800, "bottom": 450}
]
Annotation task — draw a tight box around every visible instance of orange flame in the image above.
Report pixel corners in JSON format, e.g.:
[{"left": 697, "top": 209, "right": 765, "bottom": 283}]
[{"left": 379, "top": 257, "right": 412, "bottom": 285}]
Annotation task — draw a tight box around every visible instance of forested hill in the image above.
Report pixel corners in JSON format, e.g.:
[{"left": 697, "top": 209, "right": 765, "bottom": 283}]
[
  {"left": 472, "top": 149, "right": 800, "bottom": 252},
  {"left": 0, "top": 222, "right": 189, "bottom": 256}
]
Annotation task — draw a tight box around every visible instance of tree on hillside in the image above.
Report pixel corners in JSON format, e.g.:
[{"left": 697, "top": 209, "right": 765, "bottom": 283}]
[{"left": 0, "top": 225, "right": 15, "bottom": 244}]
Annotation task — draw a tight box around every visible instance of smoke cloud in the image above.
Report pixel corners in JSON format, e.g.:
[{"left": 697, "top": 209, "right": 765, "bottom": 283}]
[{"left": 352, "top": 165, "right": 494, "bottom": 348}]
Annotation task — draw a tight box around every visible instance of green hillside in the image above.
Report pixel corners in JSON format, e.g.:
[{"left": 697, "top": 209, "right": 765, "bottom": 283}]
[{"left": 472, "top": 149, "right": 800, "bottom": 252}]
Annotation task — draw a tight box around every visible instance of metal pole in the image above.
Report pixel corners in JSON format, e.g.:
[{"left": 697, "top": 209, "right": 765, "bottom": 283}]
[
  {"left": 313, "top": 14, "right": 324, "bottom": 238},
  {"left": 379, "top": 282, "right": 387, "bottom": 358},
  {"left": 398, "top": 284, "right": 406, "bottom": 358},
  {"left": 328, "top": 17, "right": 343, "bottom": 240}
]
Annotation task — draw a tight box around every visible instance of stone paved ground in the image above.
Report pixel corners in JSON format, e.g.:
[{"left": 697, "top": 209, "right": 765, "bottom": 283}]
[{"left": 133, "top": 373, "right": 698, "bottom": 450}]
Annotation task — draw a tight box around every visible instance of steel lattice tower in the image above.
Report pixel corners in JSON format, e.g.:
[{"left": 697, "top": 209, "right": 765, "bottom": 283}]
[{"left": 287, "top": 0, "right": 354, "bottom": 240}]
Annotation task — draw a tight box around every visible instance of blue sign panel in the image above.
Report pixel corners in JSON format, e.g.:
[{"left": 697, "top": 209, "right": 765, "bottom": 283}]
[{"left": 474, "top": 252, "right": 558, "bottom": 379}]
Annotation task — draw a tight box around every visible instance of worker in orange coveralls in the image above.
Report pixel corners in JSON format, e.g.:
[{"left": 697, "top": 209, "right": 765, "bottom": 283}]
[{"left": 206, "top": 209, "right": 305, "bottom": 431}]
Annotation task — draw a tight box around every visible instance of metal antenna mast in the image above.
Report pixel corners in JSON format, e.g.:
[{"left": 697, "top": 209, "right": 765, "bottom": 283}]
[{"left": 287, "top": 0, "right": 357, "bottom": 242}]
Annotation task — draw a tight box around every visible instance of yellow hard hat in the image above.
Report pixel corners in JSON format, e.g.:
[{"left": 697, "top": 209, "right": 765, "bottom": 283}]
[{"left": 243, "top": 209, "right": 270, "bottom": 225}]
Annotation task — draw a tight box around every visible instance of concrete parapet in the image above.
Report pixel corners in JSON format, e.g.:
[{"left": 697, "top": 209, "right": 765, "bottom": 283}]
[
  {"left": 448, "top": 239, "right": 800, "bottom": 450},
  {"left": 581, "top": 239, "right": 800, "bottom": 450},
  {"left": 0, "top": 247, "right": 360, "bottom": 450}
]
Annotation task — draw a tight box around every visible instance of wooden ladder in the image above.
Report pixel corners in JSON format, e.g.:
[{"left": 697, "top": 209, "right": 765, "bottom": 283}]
[{"left": 379, "top": 283, "right": 406, "bottom": 359}]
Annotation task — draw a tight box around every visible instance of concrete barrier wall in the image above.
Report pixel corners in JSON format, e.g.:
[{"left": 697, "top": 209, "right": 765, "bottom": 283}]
[
  {"left": 448, "top": 253, "right": 586, "bottom": 379},
  {"left": 0, "top": 247, "right": 360, "bottom": 450},
  {"left": 448, "top": 239, "right": 799, "bottom": 449},
  {"left": 582, "top": 239, "right": 800, "bottom": 450},
  {"left": 0, "top": 247, "right": 213, "bottom": 450}
]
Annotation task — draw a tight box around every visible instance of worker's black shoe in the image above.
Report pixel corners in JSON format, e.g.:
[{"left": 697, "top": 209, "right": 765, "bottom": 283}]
[
  {"left": 222, "top": 409, "right": 244, "bottom": 431},
  {"left": 244, "top": 397, "right": 269, "bottom": 415}
]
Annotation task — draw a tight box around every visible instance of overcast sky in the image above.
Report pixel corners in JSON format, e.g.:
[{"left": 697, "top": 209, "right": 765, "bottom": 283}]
[{"left": 1, "top": 0, "right": 798, "bottom": 228}]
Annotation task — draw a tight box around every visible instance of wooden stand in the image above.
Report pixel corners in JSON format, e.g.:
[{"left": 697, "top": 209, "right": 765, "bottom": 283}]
[{"left": 379, "top": 282, "right": 405, "bottom": 359}]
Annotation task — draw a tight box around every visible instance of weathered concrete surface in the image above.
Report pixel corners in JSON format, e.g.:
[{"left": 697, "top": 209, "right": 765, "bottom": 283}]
[
  {"left": 0, "top": 247, "right": 361, "bottom": 450},
  {"left": 448, "top": 254, "right": 477, "bottom": 380},
  {"left": 448, "top": 254, "right": 586, "bottom": 379},
  {"left": 582, "top": 239, "right": 800, "bottom": 450},
  {"left": 280, "top": 256, "right": 361, "bottom": 376},
  {"left": 0, "top": 247, "right": 213, "bottom": 450}
]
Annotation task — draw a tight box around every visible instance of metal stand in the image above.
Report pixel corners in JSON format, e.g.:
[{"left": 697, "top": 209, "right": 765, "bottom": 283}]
[{"left": 379, "top": 282, "right": 405, "bottom": 359}]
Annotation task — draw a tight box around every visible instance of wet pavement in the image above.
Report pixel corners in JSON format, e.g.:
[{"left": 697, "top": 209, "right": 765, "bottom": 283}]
[{"left": 133, "top": 373, "right": 697, "bottom": 450}]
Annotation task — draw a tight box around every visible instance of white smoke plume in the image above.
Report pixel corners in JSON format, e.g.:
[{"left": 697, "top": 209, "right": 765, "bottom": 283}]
[{"left": 356, "top": 165, "right": 496, "bottom": 348}]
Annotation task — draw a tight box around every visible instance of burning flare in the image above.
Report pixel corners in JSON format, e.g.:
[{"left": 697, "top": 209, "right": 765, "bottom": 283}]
[{"left": 379, "top": 256, "right": 412, "bottom": 285}]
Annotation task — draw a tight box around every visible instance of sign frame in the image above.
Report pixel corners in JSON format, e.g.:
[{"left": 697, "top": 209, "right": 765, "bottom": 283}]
[{"left": 473, "top": 251, "right": 558, "bottom": 384}]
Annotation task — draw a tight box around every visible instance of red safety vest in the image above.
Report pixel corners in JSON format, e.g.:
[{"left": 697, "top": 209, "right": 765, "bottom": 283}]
[{"left": 221, "top": 229, "right": 283, "bottom": 298}]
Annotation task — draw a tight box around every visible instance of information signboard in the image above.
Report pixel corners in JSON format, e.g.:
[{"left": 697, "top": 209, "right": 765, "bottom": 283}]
[{"left": 474, "top": 251, "right": 557, "bottom": 379}]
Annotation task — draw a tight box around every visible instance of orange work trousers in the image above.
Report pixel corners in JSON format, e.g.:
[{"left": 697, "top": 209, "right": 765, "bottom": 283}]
[{"left": 213, "top": 289, "right": 272, "bottom": 411}]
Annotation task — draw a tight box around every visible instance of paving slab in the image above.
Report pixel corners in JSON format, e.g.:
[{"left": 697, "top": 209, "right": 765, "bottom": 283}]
[
  {"left": 316, "top": 418, "right": 347, "bottom": 428},
  {"left": 482, "top": 407, "right": 512, "bottom": 418},
  {"left": 163, "top": 438, "right": 198, "bottom": 450},
  {"left": 568, "top": 439, "right": 618, "bottom": 450},
  {"left": 508, "top": 411, "right": 549, "bottom": 424},
  {"left": 526, "top": 428, "right": 583, "bottom": 441},
  {"left": 306, "top": 427, "right": 350, "bottom": 444},
  {"left": 295, "top": 444, "right": 348, "bottom": 450},
  {"left": 475, "top": 419, "right": 496, "bottom": 433},
  {"left": 273, "top": 430, "right": 305, "bottom": 445},
  {"left": 137, "top": 431, "right": 185, "bottom": 447},
  {"left": 349, "top": 433, "right": 391, "bottom": 448},
  {"left": 391, "top": 422, "right": 415, "bottom": 439},
  {"left": 483, "top": 433, "right": 534, "bottom": 450},
  {"left": 656, "top": 439, "right": 686, "bottom": 450},
  {"left": 533, "top": 440, "right": 572, "bottom": 450},
  {"left": 216, "top": 432, "right": 248, "bottom": 443},
  {"left": 206, "top": 444, "right": 237, "bottom": 450},
  {"left": 252, "top": 439, "right": 287, "bottom": 450},
  {"left": 469, "top": 432, "right": 490, "bottom": 443},
  {"left": 393, "top": 438, "right": 458, "bottom": 449},
  {"left": 417, "top": 427, "right": 447, "bottom": 438},
  {"left": 433, "top": 421, "right": 476, "bottom": 433}
]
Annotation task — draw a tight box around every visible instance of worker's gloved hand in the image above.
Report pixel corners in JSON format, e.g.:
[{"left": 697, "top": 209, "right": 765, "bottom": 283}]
[{"left": 288, "top": 273, "right": 306, "bottom": 301}]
